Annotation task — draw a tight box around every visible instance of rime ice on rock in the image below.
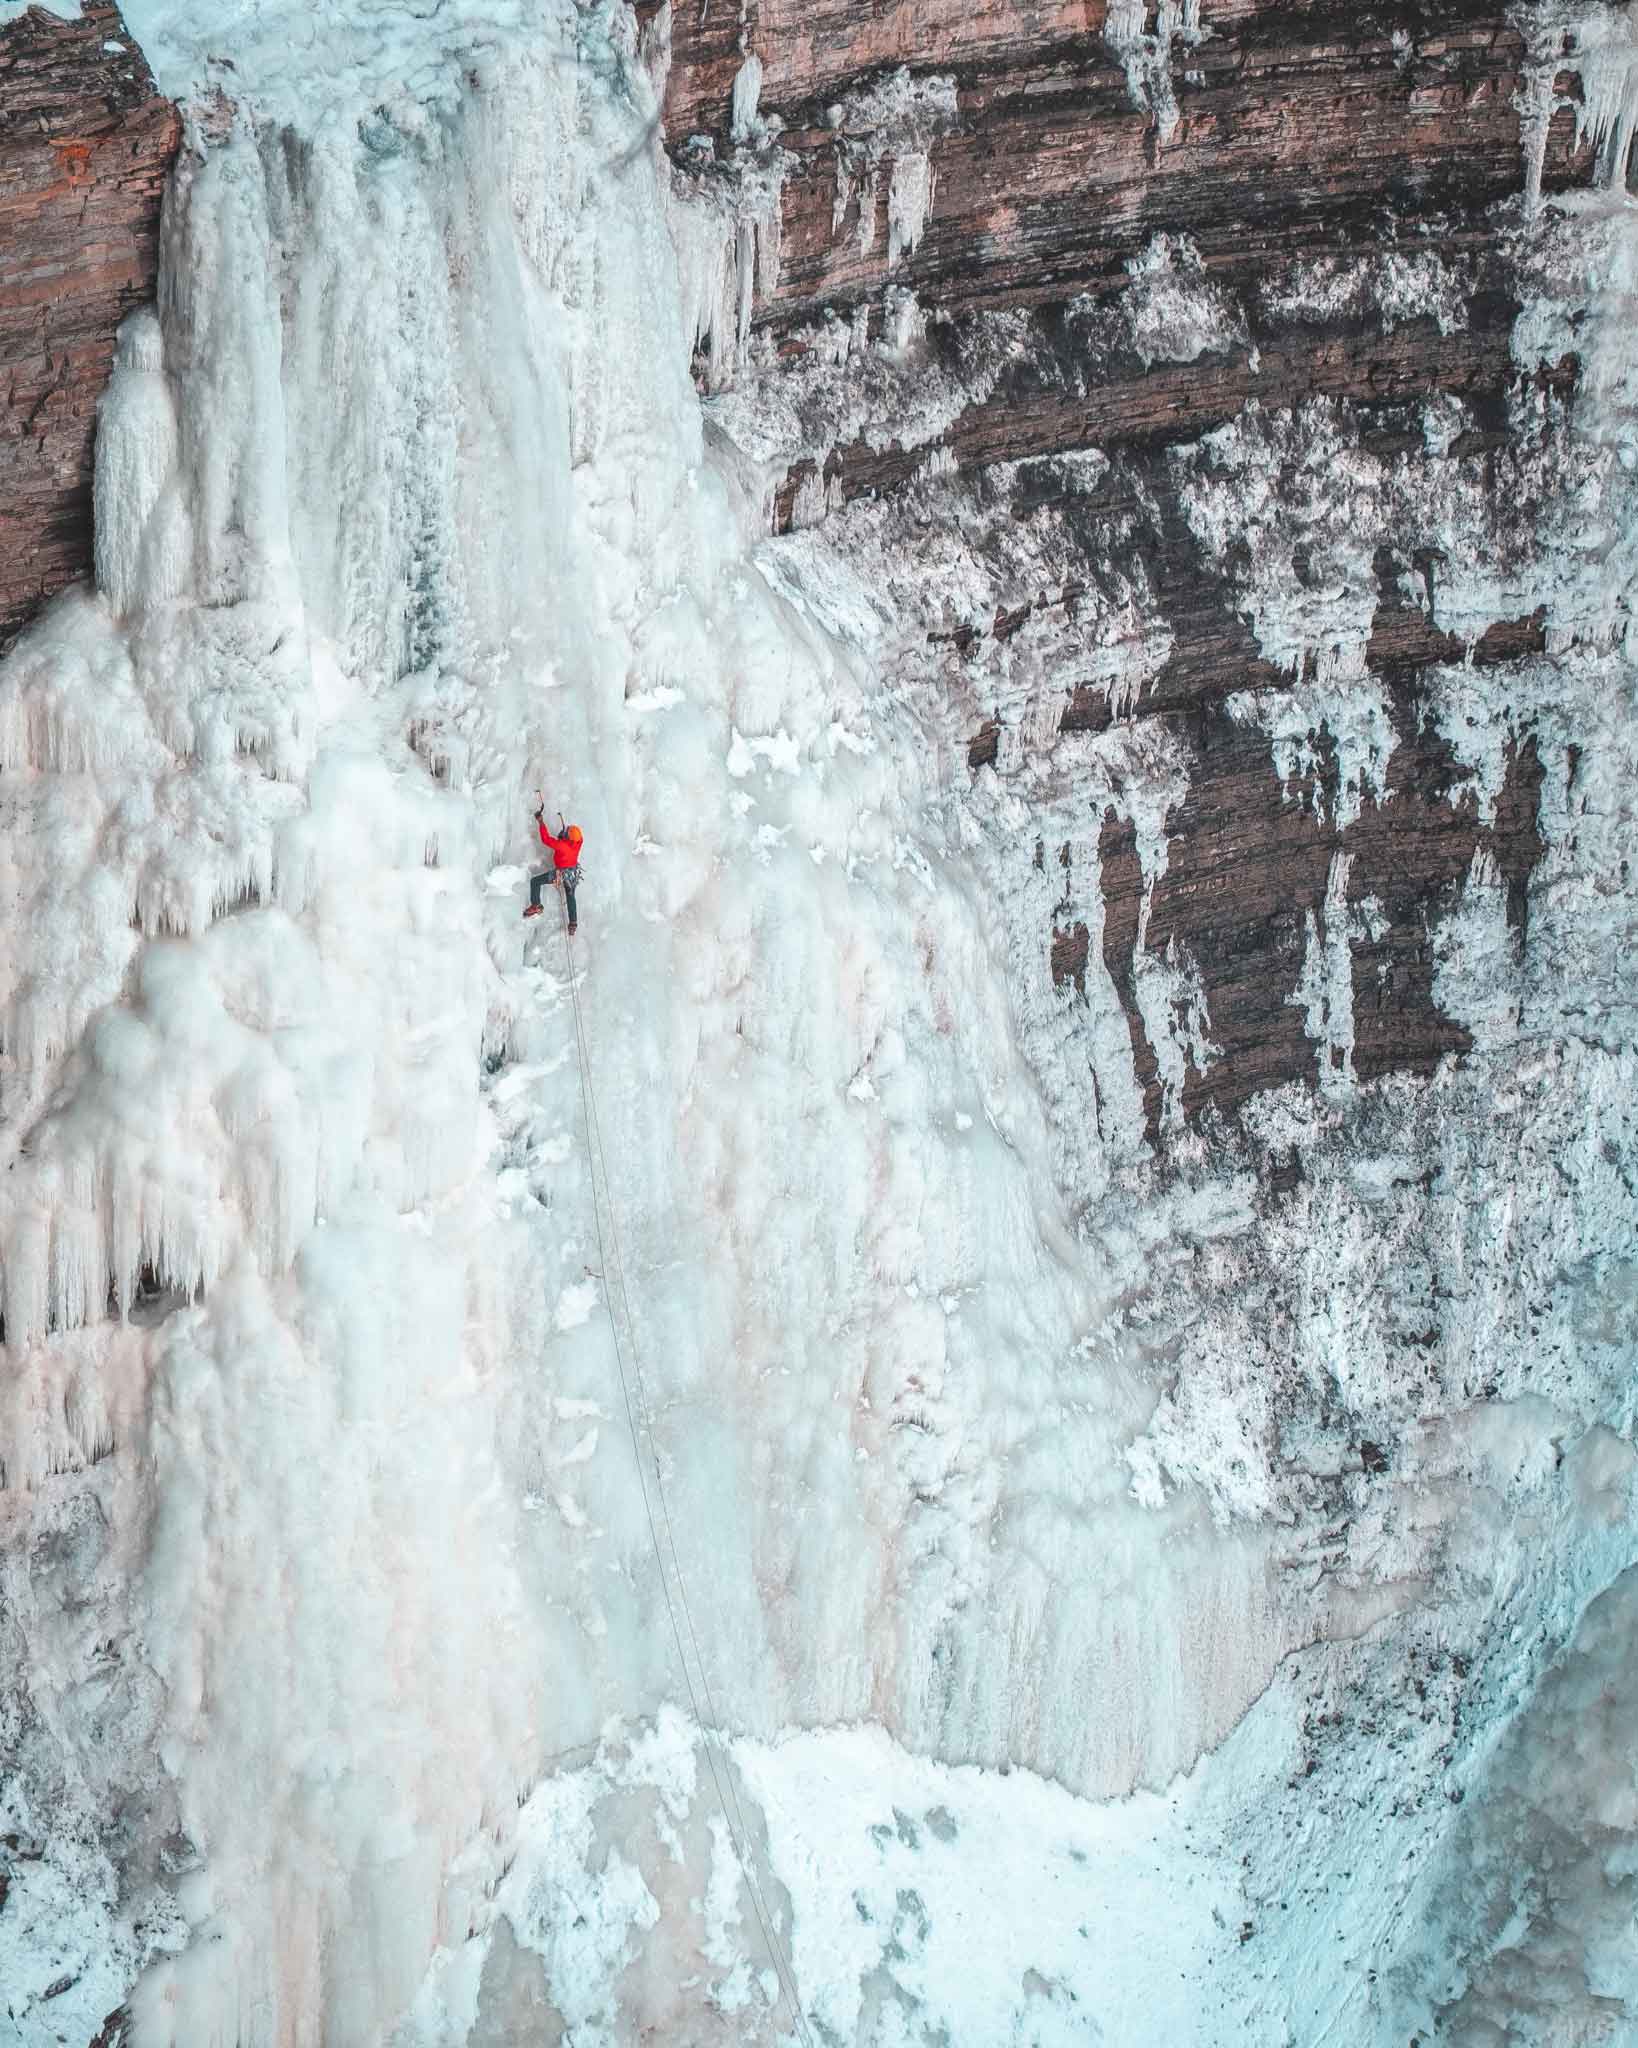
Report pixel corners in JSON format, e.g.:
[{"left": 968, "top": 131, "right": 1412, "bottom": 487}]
[
  {"left": 825, "top": 69, "right": 956, "bottom": 272},
  {"left": 1226, "top": 673, "right": 1396, "bottom": 832},
  {"left": 1104, "top": 0, "right": 1202, "bottom": 145},
  {"left": 1123, "top": 234, "right": 1244, "bottom": 368},
  {"left": 1260, "top": 250, "right": 1471, "bottom": 338}
]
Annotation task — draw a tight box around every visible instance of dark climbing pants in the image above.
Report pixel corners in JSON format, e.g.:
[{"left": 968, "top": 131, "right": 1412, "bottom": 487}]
[{"left": 530, "top": 865, "right": 580, "bottom": 925}]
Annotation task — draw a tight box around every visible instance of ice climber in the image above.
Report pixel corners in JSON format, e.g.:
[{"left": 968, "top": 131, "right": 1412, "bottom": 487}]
[{"left": 524, "top": 805, "right": 584, "bottom": 933}]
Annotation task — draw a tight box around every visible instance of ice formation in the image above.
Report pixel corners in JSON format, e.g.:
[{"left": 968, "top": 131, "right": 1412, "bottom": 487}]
[
  {"left": 2, "top": 9, "right": 1268, "bottom": 2038},
  {"left": 1520, "top": 2, "right": 1638, "bottom": 213},
  {"left": 1122, "top": 234, "right": 1246, "bottom": 370},
  {"left": 825, "top": 71, "right": 956, "bottom": 270},
  {"left": 668, "top": 158, "right": 785, "bottom": 393},
  {"left": 1176, "top": 399, "right": 1387, "bottom": 685},
  {"left": 4, "top": 0, "right": 1638, "bottom": 2042},
  {"left": 1287, "top": 851, "right": 1361, "bottom": 1094},
  {"left": 1103, "top": 0, "right": 1203, "bottom": 146}
]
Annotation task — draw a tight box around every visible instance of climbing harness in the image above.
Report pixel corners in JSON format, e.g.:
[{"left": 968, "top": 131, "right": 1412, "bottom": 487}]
[{"left": 555, "top": 891, "right": 818, "bottom": 2048}]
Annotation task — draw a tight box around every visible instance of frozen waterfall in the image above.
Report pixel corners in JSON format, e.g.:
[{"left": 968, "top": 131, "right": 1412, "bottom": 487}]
[{"left": 5, "top": 1, "right": 1638, "bottom": 2043}]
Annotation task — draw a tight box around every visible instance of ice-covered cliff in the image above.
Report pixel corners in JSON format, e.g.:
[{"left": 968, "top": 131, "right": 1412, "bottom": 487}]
[{"left": 3, "top": 1, "right": 1638, "bottom": 2043}]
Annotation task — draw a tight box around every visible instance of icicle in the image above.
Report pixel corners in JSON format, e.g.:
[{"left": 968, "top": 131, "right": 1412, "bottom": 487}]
[
  {"left": 1519, "top": 56, "right": 1560, "bottom": 217},
  {"left": 667, "top": 161, "right": 786, "bottom": 389},
  {"left": 831, "top": 147, "right": 853, "bottom": 238},
  {"left": 887, "top": 152, "right": 934, "bottom": 268},
  {"left": 730, "top": 54, "right": 763, "bottom": 144},
  {"left": 636, "top": 0, "right": 673, "bottom": 101},
  {"left": 1568, "top": 7, "right": 1638, "bottom": 185},
  {"left": 790, "top": 465, "right": 846, "bottom": 528},
  {"left": 1104, "top": 0, "right": 1202, "bottom": 146},
  {"left": 1287, "top": 850, "right": 1357, "bottom": 1094},
  {"left": 1518, "top": 3, "right": 1638, "bottom": 212},
  {"left": 95, "top": 308, "right": 191, "bottom": 616},
  {"left": 854, "top": 160, "right": 880, "bottom": 255}
]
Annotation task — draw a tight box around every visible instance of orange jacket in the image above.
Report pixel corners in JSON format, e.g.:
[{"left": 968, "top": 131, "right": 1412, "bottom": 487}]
[{"left": 539, "top": 821, "right": 582, "bottom": 870}]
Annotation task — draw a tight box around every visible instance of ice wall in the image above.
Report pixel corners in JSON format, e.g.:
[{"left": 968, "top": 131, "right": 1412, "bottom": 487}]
[
  {"left": 1, "top": 37, "right": 603, "bottom": 2044},
  {"left": 0, "top": 7, "right": 1306, "bottom": 2041}
]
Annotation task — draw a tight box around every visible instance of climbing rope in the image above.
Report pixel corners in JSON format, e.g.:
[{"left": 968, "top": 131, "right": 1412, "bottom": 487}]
[{"left": 554, "top": 892, "right": 818, "bottom": 2048}]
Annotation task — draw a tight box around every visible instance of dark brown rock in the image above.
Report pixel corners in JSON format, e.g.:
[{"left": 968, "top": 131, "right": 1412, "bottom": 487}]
[
  {"left": 771, "top": 293, "right": 1569, "bottom": 534},
  {"left": 983, "top": 447, "right": 1551, "bottom": 1134},
  {"left": 659, "top": 4, "right": 1593, "bottom": 1145},
  {"left": 654, "top": 4, "right": 1591, "bottom": 338},
  {"left": 0, "top": 2, "right": 178, "bottom": 649}
]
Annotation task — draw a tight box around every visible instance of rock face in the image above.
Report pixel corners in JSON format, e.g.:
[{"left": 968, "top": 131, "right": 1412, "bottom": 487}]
[
  {"left": 0, "top": 2, "right": 178, "bottom": 650},
  {"left": 650, "top": 0, "right": 1614, "bottom": 1141}
]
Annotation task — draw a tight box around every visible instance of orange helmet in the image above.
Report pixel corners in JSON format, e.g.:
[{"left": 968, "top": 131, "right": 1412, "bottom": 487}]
[{"left": 567, "top": 825, "right": 583, "bottom": 845}]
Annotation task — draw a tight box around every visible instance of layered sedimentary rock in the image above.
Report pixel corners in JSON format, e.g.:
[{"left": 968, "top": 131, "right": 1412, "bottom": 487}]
[
  {"left": 654, "top": 0, "right": 1624, "bottom": 1139},
  {"left": 0, "top": 2, "right": 177, "bottom": 649}
]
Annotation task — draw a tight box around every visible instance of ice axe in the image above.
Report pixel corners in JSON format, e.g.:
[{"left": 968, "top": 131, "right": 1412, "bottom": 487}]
[{"left": 530, "top": 792, "right": 568, "bottom": 839}]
